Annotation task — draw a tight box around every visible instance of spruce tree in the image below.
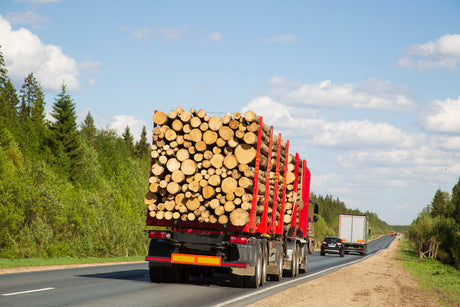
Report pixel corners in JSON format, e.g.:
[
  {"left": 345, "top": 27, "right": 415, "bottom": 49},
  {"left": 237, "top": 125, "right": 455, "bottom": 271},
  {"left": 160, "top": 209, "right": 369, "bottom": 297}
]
[
  {"left": 122, "top": 125, "right": 134, "bottom": 155},
  {"left": 134, "top": 125, "right": 149, "bottom": 158},
  {"left": 49, "top": 83, "right": 81, "bottom": 179},
  {"left": 80, "top": 111, "right": 97, "bottom": 146}
]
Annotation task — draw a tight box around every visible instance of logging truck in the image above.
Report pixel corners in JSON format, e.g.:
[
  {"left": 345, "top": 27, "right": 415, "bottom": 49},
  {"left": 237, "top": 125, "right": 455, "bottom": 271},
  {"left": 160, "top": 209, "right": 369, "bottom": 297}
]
[{"left": 144, "top": 107, "right": 316, "bottom": 287}]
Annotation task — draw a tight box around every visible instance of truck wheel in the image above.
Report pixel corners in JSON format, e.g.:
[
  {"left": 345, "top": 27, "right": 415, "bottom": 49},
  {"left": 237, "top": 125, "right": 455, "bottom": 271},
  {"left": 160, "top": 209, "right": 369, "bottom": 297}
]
[
  {"left": 243, "top": 243, "right": 262, "bottom": 288},
  {"left": 299, "top": 245, "right": 308, "bottom": 273},
  {"left": 320, "top": 251, "right": 325, "bottom": 256},
  {"left": 340, "top": 250, "right": 345, "bottom": 257},
  {"left": 271, "top": 252, "right": 283, "bottom": 281},
  {"left": 149, "top": 266, "right": 164, "bottom": 283},
  {"left": 172, "top": 264, "right": 189, "bottom": 283},
  {"left": 260, "top": 245, "right": 268, "bottom": 286},
  {"left": 285, "top": 244, "right": 298, "bottom": 277}
]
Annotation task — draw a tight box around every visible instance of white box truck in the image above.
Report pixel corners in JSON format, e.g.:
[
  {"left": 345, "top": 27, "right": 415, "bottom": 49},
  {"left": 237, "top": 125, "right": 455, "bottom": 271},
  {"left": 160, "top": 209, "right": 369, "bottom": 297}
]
[{"left": 338, "top": 214, "right": 368, "bottom": 255}]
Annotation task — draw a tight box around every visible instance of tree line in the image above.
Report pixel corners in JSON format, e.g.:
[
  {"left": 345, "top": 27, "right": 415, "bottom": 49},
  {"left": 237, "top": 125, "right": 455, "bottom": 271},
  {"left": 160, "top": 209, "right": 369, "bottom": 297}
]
[
  {"left": 407, "top": 178, "right": 460, "bottom": 270},
  {"left": 0, "top": 44, "right": 392, "bottom": 259}
]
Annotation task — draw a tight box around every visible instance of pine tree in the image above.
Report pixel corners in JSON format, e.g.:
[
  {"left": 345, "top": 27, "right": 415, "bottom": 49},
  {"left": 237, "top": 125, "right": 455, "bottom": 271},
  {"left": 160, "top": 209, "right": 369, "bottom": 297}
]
[
  {"left": 19, "top": 73, "right": 45, "bottom": 124},
  {"left": 80, "top": 111, "right": 97, "bottom": 146},
  {"left": 134, "top": 125, "right": 149, "bottom": 158},
  {"left": 122, "top": 125, "right": 134, "bottom": 155},
  {"left": 49, "top": 83, "right": 81, "bottom": 179}
]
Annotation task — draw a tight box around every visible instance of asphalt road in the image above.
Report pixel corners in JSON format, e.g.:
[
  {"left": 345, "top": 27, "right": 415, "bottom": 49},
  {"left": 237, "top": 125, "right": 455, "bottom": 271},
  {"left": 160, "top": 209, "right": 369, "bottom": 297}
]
[{"left": 0, "top": 235, "right": 394, "bottom": 307}]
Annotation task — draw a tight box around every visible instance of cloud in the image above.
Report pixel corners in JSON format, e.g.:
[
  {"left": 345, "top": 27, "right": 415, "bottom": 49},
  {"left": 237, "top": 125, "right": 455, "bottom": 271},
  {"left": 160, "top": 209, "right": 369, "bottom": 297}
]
[
  {"left": 398, "top": 34, "right": 460, "bottom": 71},
  {"left": 265, "top": 34, "right": 297, "bottom": 43},
  {"left": 109, "top": 115, "right": 147, "bottom": 142},
  {"left": 5, "top": 10, "right": 51, "bottom": 28},
  {"left": 267, "top": 77, "right": 416, "bottom": 111},
  {"left": 0, "top": 15, "right": 80, "bottom": 90},
  {"left": 206, "top": 32, "right": 223, "bottom": 42},
  {"left": 419, "top": 96, "right": 460, "bottom": 133},
  {"left": 242, "top": 96, "right": 423, "bottom": 149}
]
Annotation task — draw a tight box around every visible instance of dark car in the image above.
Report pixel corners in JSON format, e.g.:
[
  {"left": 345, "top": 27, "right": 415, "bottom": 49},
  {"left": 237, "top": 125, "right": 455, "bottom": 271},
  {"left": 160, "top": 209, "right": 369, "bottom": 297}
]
[{"left": 320, "top": 236, "right": 344, "bottom": 257}]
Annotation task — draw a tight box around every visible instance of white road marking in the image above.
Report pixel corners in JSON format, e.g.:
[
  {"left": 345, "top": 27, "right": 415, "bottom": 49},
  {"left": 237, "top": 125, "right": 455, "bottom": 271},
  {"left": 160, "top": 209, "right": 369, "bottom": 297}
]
[{"left": 2, "top": 287, "right": 54, "bottom": 296}]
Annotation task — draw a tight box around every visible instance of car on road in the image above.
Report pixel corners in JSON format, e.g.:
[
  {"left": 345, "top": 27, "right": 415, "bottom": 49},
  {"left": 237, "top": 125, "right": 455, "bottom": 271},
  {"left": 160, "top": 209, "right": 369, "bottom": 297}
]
[{"left": 320, "top": 236, "right": 345, "bottom": 257}]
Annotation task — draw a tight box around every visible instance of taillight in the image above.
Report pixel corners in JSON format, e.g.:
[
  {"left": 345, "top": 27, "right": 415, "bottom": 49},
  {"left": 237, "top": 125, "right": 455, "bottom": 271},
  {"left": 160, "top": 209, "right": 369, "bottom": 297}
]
[
  {"left": 149, "top": 230, "right": 168, "bottom": 239},
  {"left": 230, "top": 236, "right": 248, "bottom": 244},
  {"left": 337, "top": 242, "right": 342, "bottom": 247}
]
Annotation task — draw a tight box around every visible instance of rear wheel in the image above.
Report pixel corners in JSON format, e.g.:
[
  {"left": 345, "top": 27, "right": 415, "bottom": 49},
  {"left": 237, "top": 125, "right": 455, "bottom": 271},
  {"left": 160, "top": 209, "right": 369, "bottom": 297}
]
[
  {"left": 340, "top": 250, "right": 345, "bottom": 257},
  {"left": 260, "top": 245, "right": 268, "bottom": 286},
  {"left": 299, "top": 245, "right": 308, "bottom": 273},
  {"left": 271, "top": 250, "right": 283, "bottom": 281},
  {"left": 244, "top": 242, "right": 262, "bottom": 288},
  {"left": 320, "top": 250, "right": 325, "bottom": 256},
  {"left": 149, "top": 266, "right": 164, "bottom": 283},
  {"left": 286, "top": 244, "right": 298, "bottom": 277}
]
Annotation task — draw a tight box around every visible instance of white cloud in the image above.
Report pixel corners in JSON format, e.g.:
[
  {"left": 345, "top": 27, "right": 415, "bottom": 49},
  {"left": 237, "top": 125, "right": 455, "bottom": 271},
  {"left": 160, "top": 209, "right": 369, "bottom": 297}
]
[
  {"left": 398, "top": 34, "right": 460, "bottom": 71},
  {"left": 419, "top": 96, "right": 460, "bottom": 133},
  {"left": 242, "top": 96, "right": 423, "bottom": 149},
  {"left": 206, "top": 32, "right": 222, "bottom": 42},
  {"left": 269, "top": 77, "right": 415, "bottom": 111},
  {"left": 265, "top": 34, "right": 297, "bottom": 43},
  {"left": 5, "top": 10, "right": 51, "bottom": 28},
  {"left": 0, "top": 15, "right": 80, "bottom": 90},
  {"left": 110, "top": 115, "right": 147, "bottom": 142}
]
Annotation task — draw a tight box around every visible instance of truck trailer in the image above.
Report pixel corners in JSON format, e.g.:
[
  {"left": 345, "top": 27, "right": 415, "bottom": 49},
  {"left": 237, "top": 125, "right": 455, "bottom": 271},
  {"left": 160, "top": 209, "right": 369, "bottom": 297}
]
[
  {"left": 338, "top": 214, "right": 368, "bottom": 255},
  {"left": 144, "top": 108, "right": 315, "bottom": 288}
]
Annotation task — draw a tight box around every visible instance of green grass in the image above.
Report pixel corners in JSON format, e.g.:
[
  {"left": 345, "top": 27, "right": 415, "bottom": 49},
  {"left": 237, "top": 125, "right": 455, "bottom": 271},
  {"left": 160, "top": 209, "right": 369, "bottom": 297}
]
[
  {"left": 0, "top": 256, "right": 145, "bottom": 269},
  {"left": 398, "top": 238, "right": 460, "bottom": 306}
]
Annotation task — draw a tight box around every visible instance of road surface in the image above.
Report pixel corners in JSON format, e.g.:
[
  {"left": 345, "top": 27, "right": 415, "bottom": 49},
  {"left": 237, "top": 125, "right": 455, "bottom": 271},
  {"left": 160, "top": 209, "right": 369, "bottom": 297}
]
[{"left": 0, "top": 235, "right": 394, "bottom": 307}]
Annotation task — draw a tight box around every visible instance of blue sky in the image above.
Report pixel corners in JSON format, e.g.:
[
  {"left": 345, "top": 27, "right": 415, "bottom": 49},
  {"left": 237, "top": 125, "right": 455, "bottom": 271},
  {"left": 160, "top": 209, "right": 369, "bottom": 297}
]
[{"left": 1, "top": 0, "right": 460, "bottom": 225}]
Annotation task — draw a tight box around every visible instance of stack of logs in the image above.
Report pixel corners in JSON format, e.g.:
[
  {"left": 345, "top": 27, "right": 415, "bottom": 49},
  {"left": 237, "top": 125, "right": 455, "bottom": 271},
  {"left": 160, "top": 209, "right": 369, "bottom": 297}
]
[{"left": 144, "top": 107, "right": 303, "bottom": 228}]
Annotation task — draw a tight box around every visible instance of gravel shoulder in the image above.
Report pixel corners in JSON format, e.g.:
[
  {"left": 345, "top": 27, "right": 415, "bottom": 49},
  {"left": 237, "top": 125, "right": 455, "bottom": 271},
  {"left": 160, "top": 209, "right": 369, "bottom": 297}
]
[{"left": 248, "top": 238, "right": 438, "bottom": 307}]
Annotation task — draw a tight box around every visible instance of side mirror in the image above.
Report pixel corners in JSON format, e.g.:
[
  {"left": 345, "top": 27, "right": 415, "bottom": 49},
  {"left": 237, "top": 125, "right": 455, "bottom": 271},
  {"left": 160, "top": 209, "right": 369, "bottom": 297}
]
[
  {"left": 314, "top": 203, "right": 319, "bottom": 215},
  {"left": 314, "top": 215, "right": 319, "bottom": 222}
]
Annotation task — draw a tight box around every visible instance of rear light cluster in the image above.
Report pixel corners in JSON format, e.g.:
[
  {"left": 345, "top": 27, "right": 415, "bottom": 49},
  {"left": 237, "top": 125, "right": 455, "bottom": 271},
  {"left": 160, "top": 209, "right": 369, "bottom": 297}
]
[
  {"left": 230, "top": 236, "right": 248, "bottom": 244},
  {"left": 322, "top": 241, "right": 327, "bottom": 245},
  {"left": 337, "top": 242, "right": 342, "bottom": 247},
  {"left": 149, "top": 230, "right": 169, "bottom": 239}
]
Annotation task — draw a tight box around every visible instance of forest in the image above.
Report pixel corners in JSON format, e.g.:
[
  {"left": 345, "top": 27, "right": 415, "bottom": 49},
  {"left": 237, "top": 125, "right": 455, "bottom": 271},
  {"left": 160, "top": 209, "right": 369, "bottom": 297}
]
[
  {"left": 0, "top": 46, "right": 391, "bottom": 259},
  {"left": 407, "top": 179, "right": 460, "bottom": 269}
]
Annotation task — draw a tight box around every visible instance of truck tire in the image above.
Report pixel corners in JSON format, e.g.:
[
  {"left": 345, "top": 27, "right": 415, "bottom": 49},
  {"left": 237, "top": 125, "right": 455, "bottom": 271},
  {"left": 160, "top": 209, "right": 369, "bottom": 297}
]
[
  {"left": 244, "top": 242, "right": 262, "bottom": 288},
  {"left": 340, "top": 250, "right": 345, "bottom": 257},
  {"left": 260, "top": 244, "right": 268, "bottom": 286},
  {"left": 320, "top": 250, "right": 325, "bottom": 256},
  {"left": 149, "top": 266, "right": 164, "bottom": 283},
  {"left": 299, "top": 245, "right": 308, "bottom": 273},
  {"left": 285, "top": 243, "right": 298, "bottom": 277}
]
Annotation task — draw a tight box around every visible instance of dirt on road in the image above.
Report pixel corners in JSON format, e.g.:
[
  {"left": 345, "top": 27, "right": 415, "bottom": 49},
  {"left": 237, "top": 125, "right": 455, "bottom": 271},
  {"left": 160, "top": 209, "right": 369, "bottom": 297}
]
[{"left": 248, "top": 238, "right": 438, "bottom": 307}]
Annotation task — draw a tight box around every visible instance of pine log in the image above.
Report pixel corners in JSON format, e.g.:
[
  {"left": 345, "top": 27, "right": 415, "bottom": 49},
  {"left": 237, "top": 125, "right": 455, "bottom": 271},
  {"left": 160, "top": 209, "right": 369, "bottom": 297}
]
[
  {"left": 218, "top": 126, "right": 234, "bottom": 141},
  {"left": 166, "top": 158, "right": 181, "bottom": 172},
  {"left": 203, "top": 130, "right": 218, "bottom": 145},
  {"left": 221, "top": 177, "right": 237, "bottom": 194},
  {"left": 208, "top": 116, "right": 223, "bottom": 131},
  {"left": 181, "top": 159, "right": 197, "bottom": 175},
  {"left": 223, "top": 154, "right": 238, "bottom": 170},
  {"left": 230, "top": 208, "right": 250, "bottom": 226},
  {"left": 234, "top": 144, "right": 256, "bottom": 164},
  {"left": 218, "top": 215, "right": 228, "bottom": 224},
  {"left": 189, "top": 129, "right": 202, "bottom": 143},
  {"left": 210, "top": 153, "right": 224, "bottom": 168},
  {"left": 153, "top": 111, "right": 168, "bottom": 126}
]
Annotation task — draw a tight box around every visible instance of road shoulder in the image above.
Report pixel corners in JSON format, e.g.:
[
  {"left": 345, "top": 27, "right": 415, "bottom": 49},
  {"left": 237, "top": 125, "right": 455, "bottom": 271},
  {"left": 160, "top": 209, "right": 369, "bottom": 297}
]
[{"left": 248, "top": 238, "right": 438, "bottom": 306}]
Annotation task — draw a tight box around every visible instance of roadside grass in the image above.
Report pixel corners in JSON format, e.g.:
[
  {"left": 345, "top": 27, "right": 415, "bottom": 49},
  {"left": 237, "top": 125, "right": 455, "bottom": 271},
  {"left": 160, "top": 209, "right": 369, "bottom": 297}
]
[
  {"left": 398, "top": 238, "right": 460, "bottom": 306},
  {"left": 0, "top": 256, "right": 145, "bottom": 269}
]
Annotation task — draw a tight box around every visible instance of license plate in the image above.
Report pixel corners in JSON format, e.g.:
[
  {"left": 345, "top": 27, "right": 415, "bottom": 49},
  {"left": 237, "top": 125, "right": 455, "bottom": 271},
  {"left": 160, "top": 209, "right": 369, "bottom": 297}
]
[{"left": 328, "top": 244, "right": 336, "bottom": 248}]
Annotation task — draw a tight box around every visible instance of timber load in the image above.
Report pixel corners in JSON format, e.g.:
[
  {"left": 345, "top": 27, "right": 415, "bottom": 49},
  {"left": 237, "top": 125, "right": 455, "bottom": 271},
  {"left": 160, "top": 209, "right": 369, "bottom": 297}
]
[{"left": 144, "top": 107, "right": 310, "bottom": 234}]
